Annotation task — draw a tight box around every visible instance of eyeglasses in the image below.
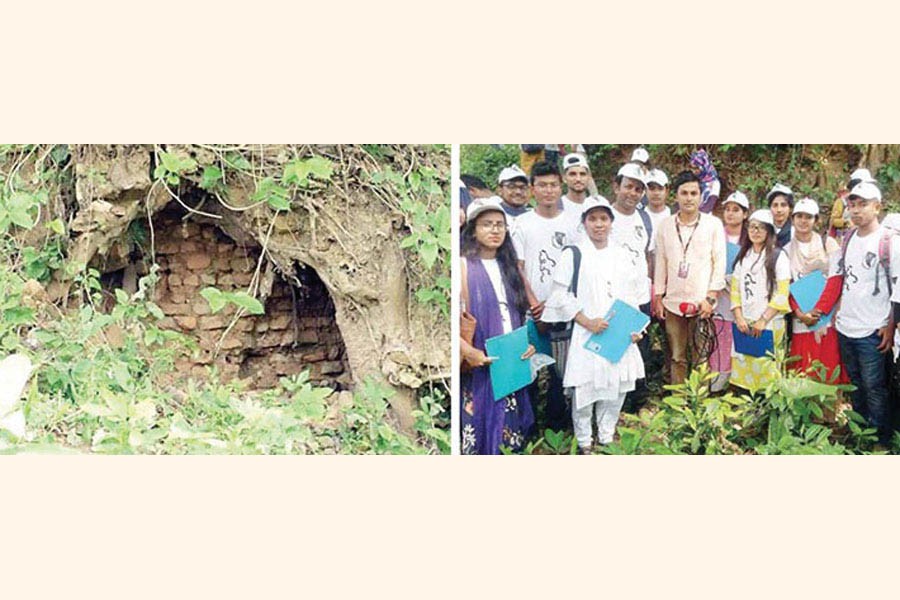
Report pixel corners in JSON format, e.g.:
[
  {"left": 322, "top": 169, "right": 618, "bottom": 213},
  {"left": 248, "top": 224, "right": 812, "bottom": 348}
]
[
  {"left": 477, "top": 222, "right": 507, "bottom": 232},
  {"left": 502, "top": 183, "right": 528, "bottom": 192},
  {"left": 748, "top": 223, "right": 768, "bottom": 232}
]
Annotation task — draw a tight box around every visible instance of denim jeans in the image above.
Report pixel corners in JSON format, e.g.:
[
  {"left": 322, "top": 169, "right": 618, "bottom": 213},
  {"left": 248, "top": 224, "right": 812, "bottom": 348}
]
[{"left": 838, "top": 331, "right": 891, "bottom": 443}]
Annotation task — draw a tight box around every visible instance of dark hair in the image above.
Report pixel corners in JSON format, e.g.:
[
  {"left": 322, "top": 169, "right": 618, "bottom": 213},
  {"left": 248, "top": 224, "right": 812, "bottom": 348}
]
[
  {"left": 530, "top": 160, "right": 561, "bottom": 184},
  {"left": 734, "top": 221, "right": 779, "bottom": 299},
  {"left": 672, "top": 170, "right": 701, "bottom": 194},
  {"left": 460, "top": 213, "right": 529, "bottom": 316},
  {"left": 461, "top": 174, "right": 489, "bottom": 192},
  {"left": 767, "top": 193, "right": 794, "bottom": 209}
]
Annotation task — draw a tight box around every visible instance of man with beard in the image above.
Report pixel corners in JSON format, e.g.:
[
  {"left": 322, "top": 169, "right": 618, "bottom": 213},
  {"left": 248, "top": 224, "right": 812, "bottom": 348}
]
[
  {"left": 496, "top": 165, "right": 532, "bottom": 219},
  {"left": 610, "top": 162, "right": 656, "bottom": 412},
  {"left": 560, "top": 153, "right": 594, "bottom": 216}
]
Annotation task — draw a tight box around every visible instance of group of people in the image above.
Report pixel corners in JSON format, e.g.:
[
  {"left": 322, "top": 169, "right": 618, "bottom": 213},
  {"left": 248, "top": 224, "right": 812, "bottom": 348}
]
[{"left": 460, "top": 147, "right": 900, "bottom": 455}]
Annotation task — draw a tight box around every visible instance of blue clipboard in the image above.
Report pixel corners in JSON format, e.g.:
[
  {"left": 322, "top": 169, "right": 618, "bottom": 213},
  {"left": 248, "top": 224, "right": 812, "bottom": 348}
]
[
  {"left": 485, "top": 325, "right": 532, "bottom": 401},
  {"left": 726, "top": 242, "right": 740, "bottom": 276},
  {"left": 583, "top": 299, "right": 650, "bottom": 364},
  {"left": 732, "top": 323, "right": 774, "bottom": 358},
  {"left": 789, "top": 271, "right": 834, "bottom": 332}
]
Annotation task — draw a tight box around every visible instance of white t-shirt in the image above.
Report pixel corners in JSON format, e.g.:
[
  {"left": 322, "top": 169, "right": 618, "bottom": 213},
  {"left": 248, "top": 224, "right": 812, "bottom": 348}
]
[
  {"left": 561, "top": 194, "right": 587, "bottom": 217},
  {"left": 610, "top": 206, "right": 654, "bottom": 305},
  {"left": 481, "top": 258, "right": 512, "bottom": 334},
  {"left": 733, "top": 249, "right": 791, "bottom": 324},
  {"left": 835, "top": 225, "right": 900, "bottom": 338},
  {"left": 512, "top": 209, "right": 582, "bottom": 303},
  {"left": 645, "top": 206, "right": 671, "bottom": 233}
]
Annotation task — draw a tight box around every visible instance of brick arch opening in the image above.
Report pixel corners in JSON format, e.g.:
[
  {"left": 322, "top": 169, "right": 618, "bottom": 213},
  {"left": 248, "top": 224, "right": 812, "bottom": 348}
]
[{"left": 109, "top": 201, "right": 352, "bottom": 390}]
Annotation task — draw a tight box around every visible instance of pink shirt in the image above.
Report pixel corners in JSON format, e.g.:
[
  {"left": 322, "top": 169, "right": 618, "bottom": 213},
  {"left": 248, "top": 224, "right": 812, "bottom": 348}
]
[{"left": 654, "top": 212, "right": 727, "bottom": 315}]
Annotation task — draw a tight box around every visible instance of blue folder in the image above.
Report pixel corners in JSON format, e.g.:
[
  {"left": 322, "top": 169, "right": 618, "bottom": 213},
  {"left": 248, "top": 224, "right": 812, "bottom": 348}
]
[
  {"left": 526, "top": 319, "right": 552, "bottom": 357},
  {"left": 732, "top": 323, "right": 775, "bottom": 358},
  {"left": 726, "top": 242, "right": 740, "bottom": 276},
  {"left": 485, "top": 325, "right": 532, "bottom": 401},
  {"left": 789, "top": 271, "right": 834, "bottom": 332},
  {"left": 583, "top": 299, "right": 650, "bottom": 364}
]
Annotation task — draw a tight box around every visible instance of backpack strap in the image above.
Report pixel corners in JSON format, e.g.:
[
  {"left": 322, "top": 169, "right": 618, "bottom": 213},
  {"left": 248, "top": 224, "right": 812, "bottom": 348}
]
[
  {"left": 638, "top": 207, "right": 653, "bottom": 252},
  {"left": 839, "top": 227, "right": 857, "bottom": 277},
  {"left": 565, "top": 245, "right": 582, "bottom": 296},
  {"left": 876, "top": 230, "right": 895, "bottom": 297}
]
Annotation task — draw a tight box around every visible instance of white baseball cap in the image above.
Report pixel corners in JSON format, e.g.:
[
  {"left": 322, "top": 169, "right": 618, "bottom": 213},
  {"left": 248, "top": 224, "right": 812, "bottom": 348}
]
[
  {"left": 617, "top": 162, "right": 646, "bottom": 184},
  {"left": 646, "top": 169, "right": 669, "bottom": 187},
  {"left": 466, "top": 196, "right": 507, "bottom": 222},
  {"left": 849, "top": 168, "right": 875, "bottom": 183},
  {"left": 766, "top": 183, "right": 794, "bottom": 203},
  {"left": 723, "top": 191, "right": 750, "bottom": 210},
  {"left": 848, "top": 181, "right": 882, "bottom": 202},
  {"left": 792, "top": 197, "right": 820, "bottom": 217},
  {"left": 498, "top": 165, "right": 528, "bottom": 184},
  {"left": 562, "top": 153, "right": 589, "bottom": 172},
  {"left": 580, "top": 195, "right": 615, "bottom": 221},
  {"left": 631, "top": 148, "right": 650, "bottom": 163},
  {"left": 749, "top": 209, "right": 774, "bottom": 227}
]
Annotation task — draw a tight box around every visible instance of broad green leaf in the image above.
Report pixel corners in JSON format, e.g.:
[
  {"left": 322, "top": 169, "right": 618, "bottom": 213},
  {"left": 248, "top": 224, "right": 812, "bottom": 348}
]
[
  {"left": 146, "top": 302, "right": 165, "bottom": 320},
  {"left": 226, "top": 291, "right": 265, "bottom": 315},
  {"left": 419, "top": 240, "right": 438, "bottom": 268},
  {"left": 200, "top": 165, "right": 223, "bottom": 190},
  {"left": 200, "top": 287, "right": 227, "bottom": 313},
  {"left": 305, "top": 156, "right": 333, "bottom": 181},
  {"left": 47, "top": 218, "right": 66, "bottom": 235},
  {"left": 267, "top": 194, "right": 291, "bottom": 211}
]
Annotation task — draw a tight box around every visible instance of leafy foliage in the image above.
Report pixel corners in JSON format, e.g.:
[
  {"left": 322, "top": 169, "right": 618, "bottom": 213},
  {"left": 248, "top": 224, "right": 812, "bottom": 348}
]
[{"left": 0, "top": 144, "right": 450, "bottom": 454}]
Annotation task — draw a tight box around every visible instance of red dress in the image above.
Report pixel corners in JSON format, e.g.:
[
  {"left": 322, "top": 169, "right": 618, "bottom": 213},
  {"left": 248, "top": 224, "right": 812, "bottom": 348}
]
[{"left": 788, "top": 274, "right": 849, "bottom": 384}]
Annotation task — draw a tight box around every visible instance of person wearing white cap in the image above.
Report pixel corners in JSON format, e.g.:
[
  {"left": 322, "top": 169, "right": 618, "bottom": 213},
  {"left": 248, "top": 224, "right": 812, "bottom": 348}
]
[
  {"left": 708, "top": 190, "right": 750, "bottom": 392},
  {"left": 782, "top": 198, "right": 847, "bottom": 386},
  {"left": 459, "top": 197, "right": 536, "bottom": 454},
  {"left": 511, "top": 160, "right": 582, "bottom": 431},
  {"left": 644, "top": 168, "right": 671, "bottom": 232},
  {"left": 560, "top": 153, "right": 596, "bottom": 215},
  {"left": 766, "top": 183, "right": 794, "bottom": 247},
  {"left": 631, "top": 147, "right": 650, "bottom": 166},
  {"left": 653, "top": 171, "right": 727, "bottom": 386},
  {"left": 496, "top": 165, "right": 532, "bottom": 219},
  {"left": 610, "top": 162, "right": 655, "bottom": 411},
  {"left": 834, "top": 180, "right": 900, "bottom": 445},
  {"left": 729, "top": 209, "right": 791, "bottom": 392},
  {"left": 542, "top": 197, "right": 645, "bottom": 453},
  {"left": 829, "top": 167, "right": 878, "bottom": 243}
]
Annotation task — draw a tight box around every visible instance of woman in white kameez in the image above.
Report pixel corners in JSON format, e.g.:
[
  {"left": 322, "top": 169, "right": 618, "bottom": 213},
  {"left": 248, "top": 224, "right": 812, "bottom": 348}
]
[{"left": 542, "top": 196, "right": 645, "bottom": 454}]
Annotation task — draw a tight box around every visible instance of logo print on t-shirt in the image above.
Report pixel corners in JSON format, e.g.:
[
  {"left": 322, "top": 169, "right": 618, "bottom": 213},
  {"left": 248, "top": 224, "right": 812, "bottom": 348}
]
[
  {"left": 843, "top": 265, "right": 858, "bottom": 291},
  {"left": 538, "top": 249, "right": 556, "bottom": 283},
  {"left": 622, "top": 242, "right": 640, "bottom": 264},
  {"left": 552, "top": 231, "right": 566, "bottom": 249},
  {"left": 863, "top": 251, "right": 877, "bottom": 270},
  {"left": 743, "top": 272, "right": 757, "bottom": 300}
]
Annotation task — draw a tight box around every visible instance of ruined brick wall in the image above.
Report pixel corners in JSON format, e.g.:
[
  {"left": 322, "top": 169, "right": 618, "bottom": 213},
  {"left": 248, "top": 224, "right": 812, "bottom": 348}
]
[{"left": 148, "top": 207, "right": 350, "bottom": 389}]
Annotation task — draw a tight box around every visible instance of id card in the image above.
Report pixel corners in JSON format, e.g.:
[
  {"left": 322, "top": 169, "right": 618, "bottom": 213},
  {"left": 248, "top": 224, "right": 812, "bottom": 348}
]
[{"left": 677, "top": 261, "right": 690, "bottom": 279}]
